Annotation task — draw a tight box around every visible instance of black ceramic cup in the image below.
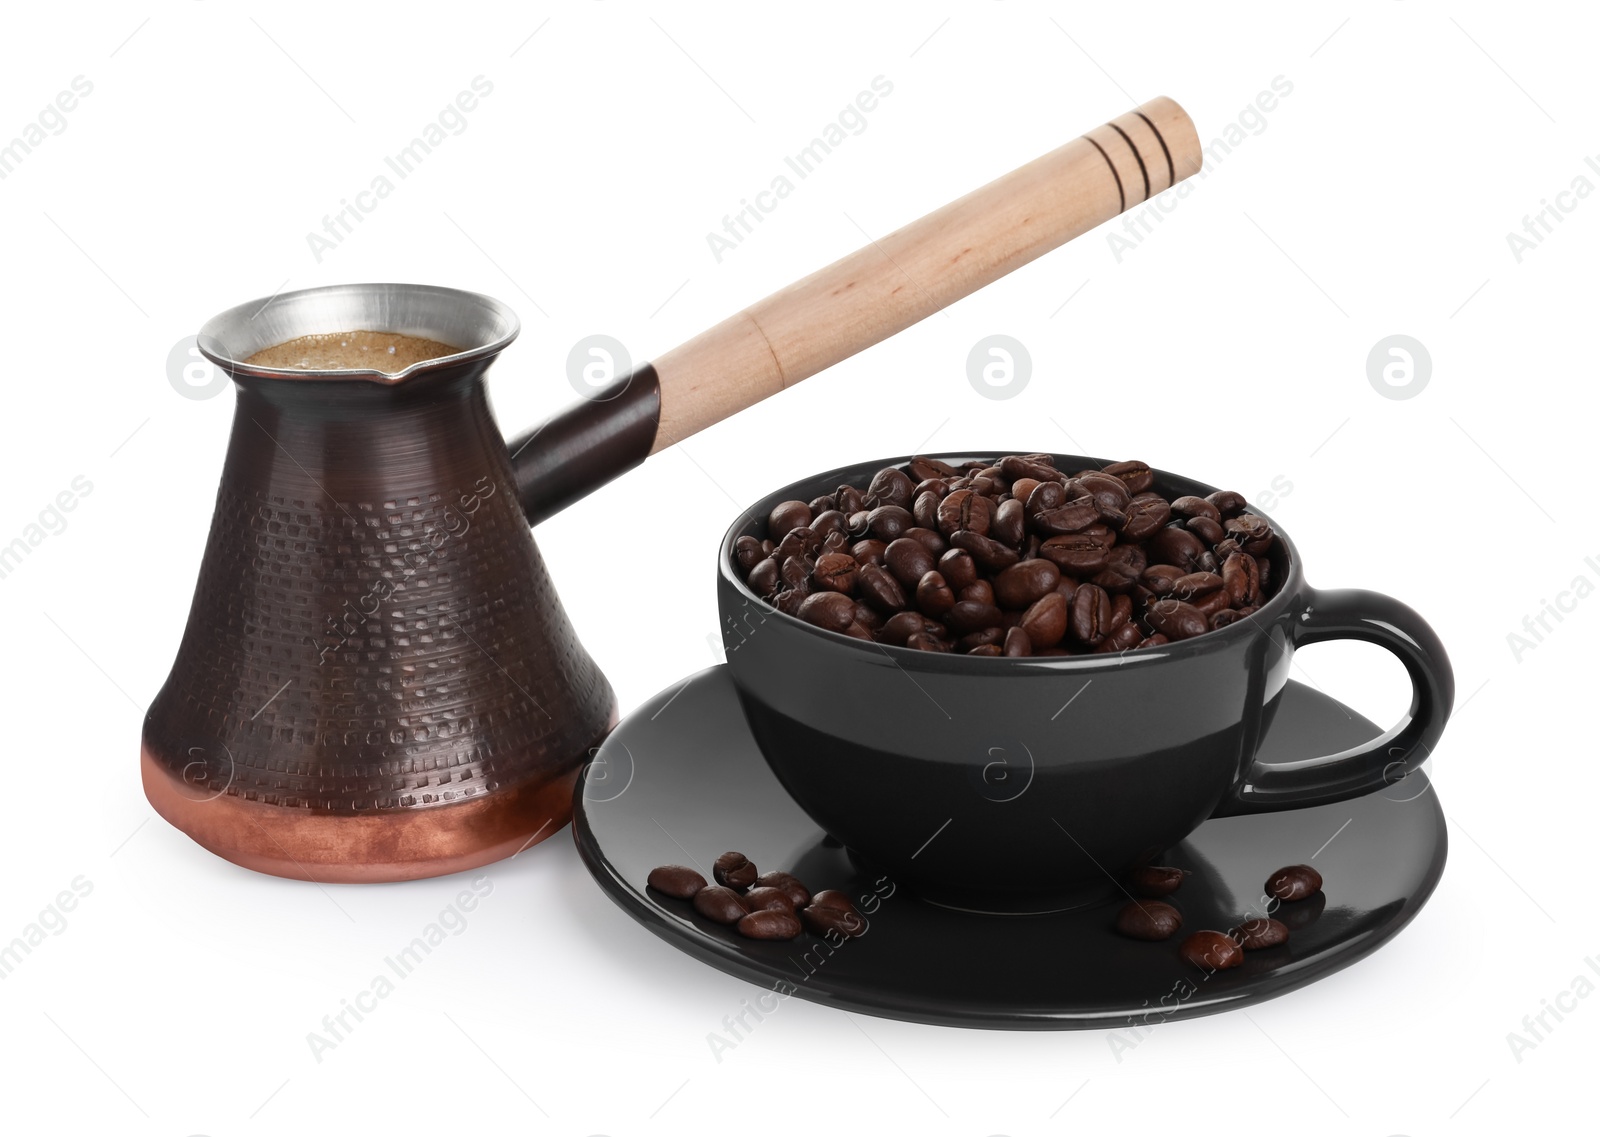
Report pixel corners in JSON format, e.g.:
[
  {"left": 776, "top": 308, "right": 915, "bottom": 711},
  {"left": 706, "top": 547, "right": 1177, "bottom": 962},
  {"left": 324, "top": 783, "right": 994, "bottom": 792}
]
[{"left": 717, "top": 453, "right": 1453, "bottom": 914}]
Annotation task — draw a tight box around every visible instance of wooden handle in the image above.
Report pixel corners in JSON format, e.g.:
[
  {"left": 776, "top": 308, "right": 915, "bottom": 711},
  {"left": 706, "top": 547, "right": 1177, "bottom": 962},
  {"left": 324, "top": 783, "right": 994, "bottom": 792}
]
[{"left": 648, "top": 96, "right": 1201, "bottom": 451}]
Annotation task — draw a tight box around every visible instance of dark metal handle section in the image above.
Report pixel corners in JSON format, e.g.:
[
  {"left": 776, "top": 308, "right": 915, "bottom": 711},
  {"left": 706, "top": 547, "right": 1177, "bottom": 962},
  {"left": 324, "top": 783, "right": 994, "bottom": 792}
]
[
  {"left": 1216, "top": 588, "right": 1454, "bottom": 815},
  {"left": 508, "top": 364, "right": 661, "bottom": 527}
]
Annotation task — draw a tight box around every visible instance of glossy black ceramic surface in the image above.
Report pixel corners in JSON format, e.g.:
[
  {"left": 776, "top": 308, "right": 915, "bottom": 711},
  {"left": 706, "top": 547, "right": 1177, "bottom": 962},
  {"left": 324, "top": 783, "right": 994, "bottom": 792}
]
[
  {"left": 572, "top": 666, "right": 1447, "bottom": 1030},
  {"left": 716, "top": 453, "right": 1453, "bottom": 910}
]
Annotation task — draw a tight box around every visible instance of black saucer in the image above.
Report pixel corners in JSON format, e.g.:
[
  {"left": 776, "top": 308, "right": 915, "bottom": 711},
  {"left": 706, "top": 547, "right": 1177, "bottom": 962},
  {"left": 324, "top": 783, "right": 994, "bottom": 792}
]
[{"left": 572, "top": 666, "right": 1447, "bottom": 1030}]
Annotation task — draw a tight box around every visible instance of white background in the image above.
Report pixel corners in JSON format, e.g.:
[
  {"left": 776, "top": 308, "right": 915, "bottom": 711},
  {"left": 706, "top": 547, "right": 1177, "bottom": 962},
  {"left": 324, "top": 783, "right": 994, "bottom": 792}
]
[{"left": 1, "top": 2, "right": 1594, "bottom": 1134}]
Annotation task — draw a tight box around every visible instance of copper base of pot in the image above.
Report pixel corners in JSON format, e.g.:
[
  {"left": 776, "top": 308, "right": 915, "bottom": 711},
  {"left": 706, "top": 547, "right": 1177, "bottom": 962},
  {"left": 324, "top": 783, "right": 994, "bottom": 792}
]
[{"left": 141, "top": 744, "right": 591, "bottom": 883}]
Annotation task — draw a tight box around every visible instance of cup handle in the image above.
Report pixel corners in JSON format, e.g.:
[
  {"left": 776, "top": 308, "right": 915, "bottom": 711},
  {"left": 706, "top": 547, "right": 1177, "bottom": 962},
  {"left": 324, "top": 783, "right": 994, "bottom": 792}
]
[{"left": 1212, "top": 588, "right": 1454, "bottom": 816}]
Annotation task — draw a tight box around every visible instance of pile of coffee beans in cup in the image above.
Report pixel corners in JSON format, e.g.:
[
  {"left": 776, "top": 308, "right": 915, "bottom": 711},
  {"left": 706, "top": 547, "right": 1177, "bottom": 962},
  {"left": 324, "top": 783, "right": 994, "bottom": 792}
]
[
  {"left": 647, "top": 853, "right": 868, "bottom": 943},
  {"left": 734, "top": 454, "right": 1281, "bottom": 655},
  {"left": 1113, "top": 861, "right": 1323, "bottom": 971}
]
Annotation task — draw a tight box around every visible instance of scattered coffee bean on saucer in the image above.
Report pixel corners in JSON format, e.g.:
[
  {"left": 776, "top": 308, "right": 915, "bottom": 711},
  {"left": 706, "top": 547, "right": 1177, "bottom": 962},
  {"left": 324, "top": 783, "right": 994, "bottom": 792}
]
[
  {"left": 646, "top": 864, "right": 706, "bottom": 899},
  {"left": 693, "top": 885, "right": 750, "bottom": 925},
  {"left": 738, "top": 910, "right": 804, "bottom": 941},
  {"left": 1231, "top": 917, "right": 1289, "bottom": 950},
  {"left": 743, "top": 886, "right": 797, "bottom": 914},
  {"left": 1114, "top": 900, "right": 1183, "bottom": 941},
  {"left": 801, "top": 903, "right": 867, "bottom": 938},
  {"left": 1179, "top": 930, "right": 1244, "bottom": 970},
  {"left": 1127, "top": 865, "right": 1189, "bottom": 897},
  {"left": 1265, "top": 864, "right": 1323, "bottom": 902},
  {"left": 753, "top": 870, "right": 811, "bottom": 909},
  {"left": 714, "top": 850, "right": 759, "bottom": 889}
]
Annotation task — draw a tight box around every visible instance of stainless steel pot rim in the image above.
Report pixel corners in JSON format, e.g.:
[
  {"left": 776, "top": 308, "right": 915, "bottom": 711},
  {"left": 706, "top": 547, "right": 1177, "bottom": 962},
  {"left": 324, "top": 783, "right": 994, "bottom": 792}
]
[{"left": 196, "top": 282, "right": 521, "bottom": 384}]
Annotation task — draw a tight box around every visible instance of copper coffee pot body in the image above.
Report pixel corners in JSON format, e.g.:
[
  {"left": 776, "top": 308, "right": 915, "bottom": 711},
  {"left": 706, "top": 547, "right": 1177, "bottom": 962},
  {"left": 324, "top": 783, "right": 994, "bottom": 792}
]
[{"left": 142, "top": 285, "right": 655, "bottom": 881}]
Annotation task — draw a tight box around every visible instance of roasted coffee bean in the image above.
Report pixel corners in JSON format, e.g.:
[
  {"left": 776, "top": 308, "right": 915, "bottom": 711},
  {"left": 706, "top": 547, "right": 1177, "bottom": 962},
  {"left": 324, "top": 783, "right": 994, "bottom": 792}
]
[
  {"left": 1031, "top": 498, "right": 1100, "bottom": 536},
  {"left": 912, "top": 489, "right": 942, "bottom": 529},
  {"left": 737, "top": 909, "right": 802, "bottom": 940},
  {"left": 768, "top": 501, "right": 812, "bottom": 541},
  {"left": 694, "top": 885, "right": 750, "bottom": 924},
  {"left": 854, "top": 563, "right": 907, "bottom": 613},
  {"left": 993, "top": 498, "right": 1026, "bottom": 546},
  {"left": 1115, "top": 900, "right": 1183, "bottom": 941},
  {"left": 906, "top": 632, "right": 950, "bottom": 652},
  {"left": 772, "top": 588, "right": 806, "bottom": 617},
  {"left": 647, "top": 865, "right": 707, "bottom": 899},
  {"left": 742, "top": 886, "right": 797, "bottom": 914},
  {"left": 753, "top": 871, "right": 811, "bottom": 910},
  {"left": 821, "top": 530, "right": 848, "bottom": 556},
  {"left": 959, "top": 627, "right": 1004, "bottom": 651},
  {"left": 810, "top": 889, "right": 861, "bottom": 915},
  {"left": 908, "top": 455, "right": 961, "bottom": 481},
  {"left": 1003, "top": 626, "right": 1032, "bottom": 656},
  {"left": 1120, "top": 492, "right": 1172, "bottom": 541},
  {"left": 1078, "top": 471, "right": 1133, "bottom": 516},
  {"left": 812, "top": 552, "right": 857, "bottom": 593},
  {"left": 1009, "top": 477, "right": 1042, "bottom": 505},
  {"left": 852, "top": 602, "right": 884, "bottom": 632},
  {"left": 1206, "top": 489, "right": 1247, "bottom": 518},
  {"left": 999, "top": 454, "right": 1060, "bottom": 483},
  {"left": 960, "top": 579, "right": 996, "bottom": 605},
  {"left": 734, "top": 536, "right": 766, "bottom": 573},
  {"left": 1024, "top": 479, "right": 1067, "bottom": 520},
  {"left": 1214, "top": 537, "right": 1243, "bottom": 560},
  {"left": 1147, "top": 525, "right": 1208, "bottom": 571},
  {"left": 1222, "top": 551, "right": 1260, "bottom": 605},
  {"left": 937, "top": 489, "right": 994, "bottom": 537},
  {"left": 967, "top": 643, "right": 1001, "bottom": 656},
  {"left": 747, "top": 558, "right": 780, "bottom": 598},
  {"left": 903, "top": 526, "right": 946, "bottom": 556},
  {"left": 847, "top": 509, "right": 871, "bottom": 536},
  {"left": 1146, "top": 598, "right": 1209, "bottom": 640},
  {"left": 1180, "top": 930, "right": 1244, "bottom": 970},
  {"left": 713, "top": 851, "right": 758, "bottom": 889},
  {"left": 798, "top": 590, "right": 856, "bottom": 632},
  {"left": 775, "top": 528, "right": 812, "bottom": 563},
  {"left": 867, "top": 505, "right": 915, "bottom": 542},
  {"left": 1265, "top": 864, "right": 1323, "bottom": 902},
  {"left": 780, "top": 555, "right": 812, "bottom": 593},
  {"left": 801, "top": 903, "right": 868, "bottom": 938},
  {"left": 1225, "top": 514, "right": 1274, "bottom": 556},
  {"left": 1091, "top": 544, "right": 1146, "bottom": 593},
  {"left": 1020, "top": 591, "right": 1068, "bottom": 649},
  {"left": 1232, "top": 917, "right": 1289, "bottom": 949},
  {"left": 993, "top": 558, "right": 1062, "bottom": 609},
  {"left": 951, "top": 529, "right": 1021, "bottom": 571},
  {"left": 1127, "top": 865, "right": 1189, "bottom": 897},
  {"left": 1094, "top": 621, "right": 1143, "bottom": 653},
  {"left": 810, "top": 509, "right": 849, "bottom": 539},
  {"left": 1103, "top": 459, "right": 1155, "bottom": 494},
  {"left": 947, "top": 600, "right": 1003, "bottom": 635},
  {"left": 836, "top": 485, "right": 866, "bottom": 514},
  {"left": 1255, "top": 556, "right": 1273, "bottom": 595},
  {"left": 915, "top": 571, "right": 956, "bottom": 617},
  {"left": 881, "top": 611, "right": 944, "bottom": 646},
  {"left": 883, "top": 537, "right": 937, "bottom": 588},
  {"left": 851, "top": 538, "right": 887, "bottom": 567},
  {"left": 1141, "top": 564, "right": 1185, "bottom": 596},
  {"left": 1169, "top": 495, "right": 1221, "bottom": 524},
  {"left": 866, "top": 466, "right": 916, "bottom": 510},
  {"left": 938, "top": 548, "right": 978, "bottom": 591},
  {"left": 1191, "top": 588, "right": 1232, "bottom": 619},
  {"left": 808, "top": 493, "right": 837, "bottom": 514},
  {"left": 1210, "top": 608, "right": 1245, "bottom": 629},
  {"left": 1040, "top": 526, "right": 1115, "bottom": 574},
  {"left": 1070, "top": 583, "right": 1114, "bottom": 645},
  {"left": 1171, "top": 571, "right": 1225, "bottom": 599},
  {"left": 1185, "top": 515, "right": 1225, "bottom": 545}
]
